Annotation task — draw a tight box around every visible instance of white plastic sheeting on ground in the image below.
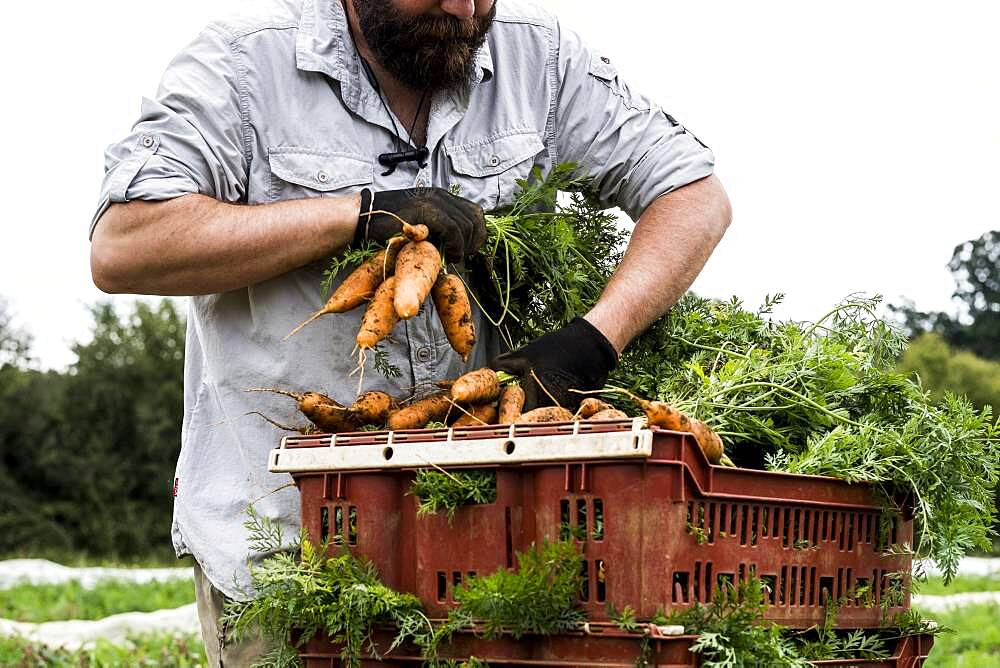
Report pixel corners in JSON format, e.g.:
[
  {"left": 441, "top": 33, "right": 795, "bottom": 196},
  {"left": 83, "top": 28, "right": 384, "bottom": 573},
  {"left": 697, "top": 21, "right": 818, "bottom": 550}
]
[
  {"left": 917, "top": 556, "right": 1000, "bottom": 578},
  {"left": 0, "top": 604, "right": 200, "bottom": 651},
  {"left": 0, "top": 559, "right": 192, "bottom": 589},
  {"left": 913, "top": 591, "right": 1000, "bottom": 612}
]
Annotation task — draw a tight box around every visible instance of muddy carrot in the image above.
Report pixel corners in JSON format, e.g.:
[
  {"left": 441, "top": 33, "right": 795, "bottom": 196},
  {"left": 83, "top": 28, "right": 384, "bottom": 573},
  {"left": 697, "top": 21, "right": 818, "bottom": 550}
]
[
  {"left": 516, "top": 406, "right": 575, "bottom": 424},
  {"left": 394, "top": 241, "right": 442, "bottom": 319},
  {"left": 357, "top": 276, "right": 401, "bottom": 350},
  {"left": 284, "top": 245, "right": 402, "bottom": 340},
  {"left": 387, "top": 393, "right": 454, "bottom": 431},
  {"left": 246, "top": 388, "right": 357, "bottom": 434},
  {"left": 452, "top": 402, "right": 499, "bottom": 427},
  {"left": 451, "top": 368, "right": 502, "bottom": 404},
  {"left": 432, "top": 273, "right": 476, "bottom": 360},
  {"left": 587, "top": 408, "right": 630, "bottom": 421},
  {"left": 498, "top": 384, "right": 526, "bottom": 424}
]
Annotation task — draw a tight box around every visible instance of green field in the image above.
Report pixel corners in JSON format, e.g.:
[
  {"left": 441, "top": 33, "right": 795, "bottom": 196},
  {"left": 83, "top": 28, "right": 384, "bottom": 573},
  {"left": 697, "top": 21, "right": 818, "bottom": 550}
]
[
  {"left": 0, "top": 575, "right": 204, "bottom": 666},
  {"left": 0, "top": 578, "right": 196, "bottom": 623},
  {"left": 918, "top": 572, "right": 1000, "bottom": 596},
  {"left": 920, "top": 603, "right": 1000, "bottom": 667},
  {"left": 0, "top": 632, "right": 207, "bottom": 667}
]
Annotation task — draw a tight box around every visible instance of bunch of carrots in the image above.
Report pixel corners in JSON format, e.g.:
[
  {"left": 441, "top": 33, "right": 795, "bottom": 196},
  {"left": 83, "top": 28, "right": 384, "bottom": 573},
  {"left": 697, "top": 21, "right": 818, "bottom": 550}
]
[
  {"left": 249, "top": 367, "right": 727, "bottom": 465},
  {"left": 285, "top": 218, "right": 476, "bottom": 363},
  {"left": 270, "top": 207, "right": 726, "bottom": 465}
]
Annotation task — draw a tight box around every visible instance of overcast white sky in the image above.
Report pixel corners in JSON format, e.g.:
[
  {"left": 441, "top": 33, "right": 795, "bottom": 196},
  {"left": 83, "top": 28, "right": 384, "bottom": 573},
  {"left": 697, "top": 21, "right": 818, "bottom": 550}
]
[{"left": 1, "top": 1, "right": 997, "bottom": 370}]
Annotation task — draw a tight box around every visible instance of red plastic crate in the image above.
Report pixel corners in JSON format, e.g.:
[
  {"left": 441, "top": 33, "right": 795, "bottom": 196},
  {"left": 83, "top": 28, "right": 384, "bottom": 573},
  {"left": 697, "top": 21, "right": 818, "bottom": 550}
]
[
  {"left": 295, "top": 625, "right": 935, "bottom": 667},
  {"left": 272, "top": 420, "right": 913, "bottom": 629}
]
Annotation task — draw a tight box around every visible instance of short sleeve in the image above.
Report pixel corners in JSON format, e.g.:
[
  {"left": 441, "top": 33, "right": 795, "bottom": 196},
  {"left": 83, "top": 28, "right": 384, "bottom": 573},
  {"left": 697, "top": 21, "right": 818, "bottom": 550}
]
[
  {"left": 552, "top": 24, "right": 715, "bottom": 220},
  {"left": 91, "top": 25, "right": 248, "bottom": 238}
]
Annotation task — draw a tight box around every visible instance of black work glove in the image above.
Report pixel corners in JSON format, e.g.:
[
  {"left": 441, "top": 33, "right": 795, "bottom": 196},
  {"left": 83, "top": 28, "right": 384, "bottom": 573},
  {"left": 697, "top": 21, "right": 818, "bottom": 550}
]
[
  {"left": 356, "top": 187, "right": 487, "bottom": 263},
  {"left": 491, "top": 318, "right": 619, "bottom": 412}
]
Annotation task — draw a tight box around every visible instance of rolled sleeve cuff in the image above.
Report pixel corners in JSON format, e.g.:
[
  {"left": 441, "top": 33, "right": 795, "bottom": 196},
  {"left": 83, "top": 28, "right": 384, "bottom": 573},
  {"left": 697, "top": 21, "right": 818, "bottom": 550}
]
[
  {"left": 620, "top": 132, "right": 716, "bottom": 221},
  {"left": 89, "top": 133, "right": 200, "bottom": 239}
]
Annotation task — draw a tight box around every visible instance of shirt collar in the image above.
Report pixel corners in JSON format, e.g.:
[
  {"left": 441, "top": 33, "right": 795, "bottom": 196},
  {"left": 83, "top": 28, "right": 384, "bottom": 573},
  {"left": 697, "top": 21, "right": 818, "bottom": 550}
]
[
  {"left": 474, "top": 39, "right": 494, "bottom": 84},
  {"left": 295, "top": 0, "right": 494, "bottom": 88}
]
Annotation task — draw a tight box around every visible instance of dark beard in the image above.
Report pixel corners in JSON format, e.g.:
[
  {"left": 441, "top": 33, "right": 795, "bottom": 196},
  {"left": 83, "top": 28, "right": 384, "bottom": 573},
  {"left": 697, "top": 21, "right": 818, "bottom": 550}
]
[{"left": 355, "top": 0, "right": 496, "bottom": 91}]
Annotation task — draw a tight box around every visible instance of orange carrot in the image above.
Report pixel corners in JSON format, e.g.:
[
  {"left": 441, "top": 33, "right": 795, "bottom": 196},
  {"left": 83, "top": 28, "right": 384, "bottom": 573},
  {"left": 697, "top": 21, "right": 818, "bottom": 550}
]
[
  {"left": 452, "top": 402, "right": 499, "bottom": 427},
  {"left": 357, "top": 276, "right": 401, "bottom": 350},
  {"left": 576, "top": 397, "right": 614, "bottom": 419},
  {"left": 360, "top": 208, "right": 428, "bottom": 243},
  {"left": 432, "top": 273, "right": 476, "bottom": 360},
  {"left": 639, "top": 400, "right": 691, "bottom": 432},
  {"left": 587, "top": 408, "right": 630, "bottom": 421},
  {"left": 402, "top": 223, "right": 429, "bottom": 242},
  {"left": 393, "top": 241, "right": 442, "bottom": 319},
  {"left": 246, "top": 388, "right": 357, "bottom": 433},
  {"left": 636, "top": 398, "right": 724, "bottom": 464},
  {"left": 516, "top": 406, "right": 574, "bottom": 424},
  {"left": 284, "top": 245, "right": 402, "bottom": 340},
  {"left": 576, "top": 387, "right": 726, "bottom": 465},
  {"left": 687, "top": 417, "right": 724, "bottom": 464},
  {"left": 498, "top": 384, "right": 526, "bottom": 424},
  {"left": 350, "top": 391, "right": 395, "bottom": 424},
  {"left": 387, "top": 393, "right": 453, "bottom": 431},
  {"left": 451, "top": 368, "right": 501, "bottom": 404}
]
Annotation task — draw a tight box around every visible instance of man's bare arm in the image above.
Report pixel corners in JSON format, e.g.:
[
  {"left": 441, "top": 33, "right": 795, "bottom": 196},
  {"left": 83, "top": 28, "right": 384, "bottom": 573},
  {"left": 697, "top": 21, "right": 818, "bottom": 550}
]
[
  {"left": 90, "top": 193, "right": 361, "bottom": 296},
  {"left": 584, "top": 175, "right": 732, "bottom": 352}
]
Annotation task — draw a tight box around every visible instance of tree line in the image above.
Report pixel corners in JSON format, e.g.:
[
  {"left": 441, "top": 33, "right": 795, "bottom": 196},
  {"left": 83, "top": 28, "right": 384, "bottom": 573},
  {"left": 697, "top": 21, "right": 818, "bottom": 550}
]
[
  {"left": 893, "top": 230, "right": 1000, "bottom": 411},
  {"left": 0, "top": 230, "right": 996, "bottom": 560},
  {"left": 0, "top": 299, "right": 184, "bottom": 561}
]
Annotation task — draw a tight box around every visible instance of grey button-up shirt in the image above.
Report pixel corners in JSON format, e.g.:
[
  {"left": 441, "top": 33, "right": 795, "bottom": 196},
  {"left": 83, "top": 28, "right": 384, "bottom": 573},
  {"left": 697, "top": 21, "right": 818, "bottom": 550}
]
[{"left": 92, "top": 0, "right": 714, "bottom": 600}]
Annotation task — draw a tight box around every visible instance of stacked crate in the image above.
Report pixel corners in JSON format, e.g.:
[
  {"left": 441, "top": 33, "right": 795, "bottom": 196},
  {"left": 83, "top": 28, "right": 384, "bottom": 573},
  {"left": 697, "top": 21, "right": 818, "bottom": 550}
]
[{"left": 270, "top": 420, "right": 932, "bottom": 667}]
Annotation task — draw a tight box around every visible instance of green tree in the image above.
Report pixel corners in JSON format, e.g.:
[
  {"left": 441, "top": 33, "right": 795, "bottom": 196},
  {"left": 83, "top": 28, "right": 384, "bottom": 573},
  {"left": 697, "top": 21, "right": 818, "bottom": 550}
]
[
  {"left": 894, "top": 230, "right": 1000, "bottom": 360},
  {"left": 0, "top": 299, "right": 185, "bottom": 560},
  {"left": 0, "top": 297, "right": 31, "bottom": 367},
  {"left": 897, "top": 333, "right": 1000, "bottom": 411}
]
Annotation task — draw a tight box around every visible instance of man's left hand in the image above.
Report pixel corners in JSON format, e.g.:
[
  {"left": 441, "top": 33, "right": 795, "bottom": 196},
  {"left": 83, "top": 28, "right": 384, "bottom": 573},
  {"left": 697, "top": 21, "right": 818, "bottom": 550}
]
[{"left": 490, "top": 317, "right": 619, "bottom": 411}]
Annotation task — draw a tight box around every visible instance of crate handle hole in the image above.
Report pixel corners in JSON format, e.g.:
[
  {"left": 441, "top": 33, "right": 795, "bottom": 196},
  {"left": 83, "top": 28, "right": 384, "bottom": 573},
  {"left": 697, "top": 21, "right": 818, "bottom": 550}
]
[
  {"left": 383, "top": 446, "right": 394, "bottom": 460},
  {"left": 504, "top": 440, "right": 516, "bottom": 455}
]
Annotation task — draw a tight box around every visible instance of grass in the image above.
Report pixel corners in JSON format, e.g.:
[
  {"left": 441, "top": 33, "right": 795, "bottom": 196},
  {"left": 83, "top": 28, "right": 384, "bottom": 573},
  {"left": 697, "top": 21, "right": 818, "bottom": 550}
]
[
  {"left": 920, "top": 603, "right": 1000, "bottom": 667},
  {"left": 0, "top": 632, "right": 206, "bottom": 667},
  {"left": 918, "top": 573, "right": 1000, "bottom": 596},
  {"left": 1, "top": 578, "right": 196, "bottom": 623},
  {"left": 0, "top": 575, "right": 203, "bottom": 666}
]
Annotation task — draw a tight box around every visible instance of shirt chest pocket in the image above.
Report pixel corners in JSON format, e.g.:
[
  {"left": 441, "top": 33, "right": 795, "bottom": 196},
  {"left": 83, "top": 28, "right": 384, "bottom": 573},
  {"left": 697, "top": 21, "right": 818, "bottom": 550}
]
[
  {"left": 445, "top": 131, "right": 545, "bottom": 210},
  {"left": 267, "top": 147, "right": 374, "bottom": 201}
]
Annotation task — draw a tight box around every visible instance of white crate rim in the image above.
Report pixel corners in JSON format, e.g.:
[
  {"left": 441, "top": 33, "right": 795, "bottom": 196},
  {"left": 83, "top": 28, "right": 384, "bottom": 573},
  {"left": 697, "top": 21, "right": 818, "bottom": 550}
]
[{"left": 269, "top": 418, "right": 654, "bottom": 473}]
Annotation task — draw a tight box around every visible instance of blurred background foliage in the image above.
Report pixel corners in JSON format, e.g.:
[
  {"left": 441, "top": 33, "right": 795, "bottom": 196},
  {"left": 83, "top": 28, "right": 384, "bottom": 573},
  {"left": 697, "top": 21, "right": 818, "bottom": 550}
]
[{"left": 0, "top": 299, "right": 184, "bottom": 561}]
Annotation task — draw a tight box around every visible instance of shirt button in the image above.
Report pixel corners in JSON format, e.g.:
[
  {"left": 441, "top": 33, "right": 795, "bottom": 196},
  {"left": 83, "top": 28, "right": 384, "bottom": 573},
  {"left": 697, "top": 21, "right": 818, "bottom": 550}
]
[
  {"left": 416, "top": 347, "right": 433, "bottom": 363},
  {"left": 141, "top": 135, "right": 154, "bottom": 148},
  {"left": 317, "top": 171, "right": 329, "bottom": 183},
  {"left": 488, "top": 155, "right": 501, "bottom": 167}
]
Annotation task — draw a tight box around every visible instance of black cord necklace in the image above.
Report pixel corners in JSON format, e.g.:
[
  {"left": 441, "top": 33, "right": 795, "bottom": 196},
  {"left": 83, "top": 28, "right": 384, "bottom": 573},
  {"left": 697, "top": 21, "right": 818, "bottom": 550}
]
[{"left": 345, "top": 6, "right": 431, "bottom": 176}]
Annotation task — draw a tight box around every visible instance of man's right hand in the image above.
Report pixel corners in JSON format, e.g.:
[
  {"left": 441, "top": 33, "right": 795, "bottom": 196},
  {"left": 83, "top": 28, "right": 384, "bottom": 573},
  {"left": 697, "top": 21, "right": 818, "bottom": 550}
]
[{"left": 356, "top": 187, "right": 487, "bottom": 262}]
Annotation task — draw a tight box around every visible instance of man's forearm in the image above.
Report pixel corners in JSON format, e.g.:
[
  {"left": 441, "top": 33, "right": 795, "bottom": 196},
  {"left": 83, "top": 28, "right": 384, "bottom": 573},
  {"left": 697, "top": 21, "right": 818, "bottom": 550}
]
[
  {"left": 90, "top": 193, "right": 361, "bottom": 296},
  {"left": 584, "top": 175, "right": 732, "bottom": 353}
]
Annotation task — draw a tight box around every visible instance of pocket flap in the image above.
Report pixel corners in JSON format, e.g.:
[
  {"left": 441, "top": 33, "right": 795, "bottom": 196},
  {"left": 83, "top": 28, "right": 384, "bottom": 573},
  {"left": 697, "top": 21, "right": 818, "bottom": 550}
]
[
  {"left": 447, "top": 131, "right": 544, "bottom": 177},
  {"left": 268, "top": 148, "right": 373, "bottom": 191}
]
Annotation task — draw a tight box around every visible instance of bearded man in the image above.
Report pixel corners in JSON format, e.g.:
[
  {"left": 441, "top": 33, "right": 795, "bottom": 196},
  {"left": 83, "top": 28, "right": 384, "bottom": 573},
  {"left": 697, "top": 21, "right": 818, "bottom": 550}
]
[{"left": 89, "top": 0, "right": 731, "bottom": 662}]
